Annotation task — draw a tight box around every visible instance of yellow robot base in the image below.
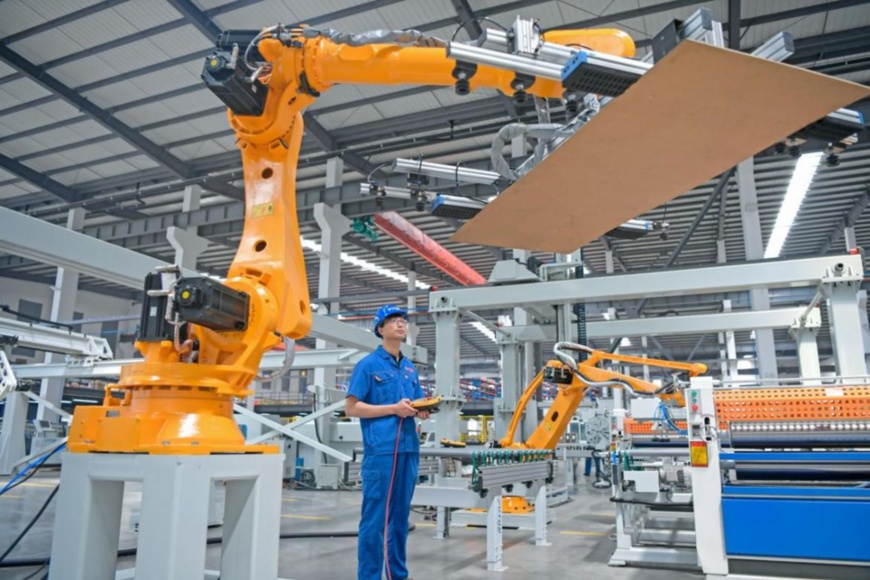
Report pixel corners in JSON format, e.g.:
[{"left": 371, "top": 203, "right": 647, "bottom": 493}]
[{"left": 68, "top": 360, "right": 278, "bottom": 455}]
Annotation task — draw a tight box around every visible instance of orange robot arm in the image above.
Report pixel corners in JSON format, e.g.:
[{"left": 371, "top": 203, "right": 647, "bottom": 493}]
[
  {"left": 214, "top": 25, "right": 636, "bottom": 371},
  {"left": 499, "top": 345, "right": 706, "bottom": 450},
  {"left": 68, "top": 24, "right": 636, "bottom": 454}
]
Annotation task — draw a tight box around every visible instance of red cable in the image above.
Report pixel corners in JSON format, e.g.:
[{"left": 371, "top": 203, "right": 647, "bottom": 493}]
[{"left": 383, "top": 416, "right": 404, "bottom": 580}]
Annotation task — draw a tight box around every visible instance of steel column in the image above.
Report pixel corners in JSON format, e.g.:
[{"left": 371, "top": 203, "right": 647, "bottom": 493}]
[
  {"left": 0, "top": 392, "right": 28, "bottom": 476},
  {"left": 823, "top": 275, "right": 867, "bottom": 379},
  {"left": 313, "top": 203, "right": 350, "bottom": 395},
  {"left": 167, "top": 184, "right": 209, "bottom": 270},
  {"left": 432, "top": 306, "right": 462, "bottom": 444},
  {"left": 406, "top": 270, "right": 420, "bottom": 347},
  {"left": 38, "top": 207, "right": 85, "bottom": 423},
  {"left": 789, "top": 308, "right": 821, "bottom": 383},
  {"left": 314, "top": 198, "right": 346, "bottom": 493},
  {"left": 859, "top": 290, "right": 870, "bottom": 374},
  {"left": 738, "top": 158, "right": 778, "bottom": 380}
]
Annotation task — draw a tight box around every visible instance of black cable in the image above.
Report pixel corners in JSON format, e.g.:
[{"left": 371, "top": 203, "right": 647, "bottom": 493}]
[
  {"left": 0, "top": 485, "right": 59, "bottom": 565},
  {"left": 0, "top": 524, "right": 418, "bottom": 569},
  {"left": 0, "top": 456, "right": 59, "bottom": 498}
]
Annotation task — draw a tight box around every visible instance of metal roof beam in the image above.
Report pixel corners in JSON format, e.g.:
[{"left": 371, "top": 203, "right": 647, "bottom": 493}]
[
  {"left": 0, "top": 0, "right": 130, "bottom": 45},
  {"left": 461, "top": 334, "right": 492, "bottom": 357},
  {"left": 547, "top": 0, "right": 707, "bottom": 30},
  {"left": 302, "top": 113, "right": 382, "bottom": 177},
  {"left": 166, "top": 0, "right": 222, "bottom": 39},
  {"left": 0, "top": 44, "right": 197, "bottom": 179},
  {"left": 818, "top": 188, "right": 870, "bottom": 254},
  {"left": 0, "top": 152, "right": 81, "bottom": 203},
  {"left": 728, "top": 0, "right": 741, "bottom": 50},
  {"left": 742, "top": 0, "right": 868, "bottom": 28},
  {"left": 0, "top": 269, "right": 140, "bottom": 301}
]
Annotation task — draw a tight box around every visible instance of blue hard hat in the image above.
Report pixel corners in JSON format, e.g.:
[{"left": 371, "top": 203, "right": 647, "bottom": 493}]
[{"left": 373, "top": 304, "right": 407, "bottom": 338}]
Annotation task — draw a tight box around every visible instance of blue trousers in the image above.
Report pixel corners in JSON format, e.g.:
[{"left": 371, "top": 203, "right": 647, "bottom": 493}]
[{"left": 358, "top": 452, "right": 419, "bottom": 580}]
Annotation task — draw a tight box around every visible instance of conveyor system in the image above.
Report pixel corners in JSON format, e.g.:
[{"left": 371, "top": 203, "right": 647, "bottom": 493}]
[{"left": 688, "top": 380, "right": 870, "bottom": 579}]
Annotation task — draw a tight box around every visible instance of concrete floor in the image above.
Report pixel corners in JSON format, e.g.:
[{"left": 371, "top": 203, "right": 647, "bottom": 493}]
[{"left": 0, "top": 468, "right": 702, "bottom": 580}]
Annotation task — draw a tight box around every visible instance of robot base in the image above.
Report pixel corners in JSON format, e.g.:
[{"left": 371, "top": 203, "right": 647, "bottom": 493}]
[{"left": 49, "top": 452, "right": 286, "bottom": 580}]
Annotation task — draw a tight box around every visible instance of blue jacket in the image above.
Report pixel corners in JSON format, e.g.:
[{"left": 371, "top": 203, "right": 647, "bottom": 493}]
[{"left": 346, "top": 346, "right": 424, "bottom": 455}]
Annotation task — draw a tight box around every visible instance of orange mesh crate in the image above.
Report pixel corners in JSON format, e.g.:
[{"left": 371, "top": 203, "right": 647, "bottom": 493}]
[
  {"left": 624, "top": 386, "right": 870, "bottom": 434},
  {"left": 713, "top": 386, "right": 870, "bottom": 422}
]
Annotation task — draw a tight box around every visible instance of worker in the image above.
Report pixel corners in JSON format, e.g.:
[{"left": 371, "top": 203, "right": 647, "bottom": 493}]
[{"left": 346, "top": 304, "right": 430, "bottom": 580}]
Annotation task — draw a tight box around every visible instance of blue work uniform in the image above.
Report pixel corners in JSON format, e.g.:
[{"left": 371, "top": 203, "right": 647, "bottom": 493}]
[{"left": 347, "top": 346, "right": 423, "bottom": 580}]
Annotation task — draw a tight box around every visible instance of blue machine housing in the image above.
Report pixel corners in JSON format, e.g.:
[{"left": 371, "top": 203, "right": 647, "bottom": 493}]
[{"left": 720, "top": 451, "right": 870, "bottom": 564}]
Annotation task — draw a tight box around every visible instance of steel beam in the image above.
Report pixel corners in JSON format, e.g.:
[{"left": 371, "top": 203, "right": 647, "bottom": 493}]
[
  {"left": 0, "top": 318, "right": 112, "bottom": 358},
  {"left": 302, "top": 113, "right": 381, "bottom": 177},
  {"left": 0, "top": 270, "right": 140, "bottom": 301},
  {"left": 430, "top": 255, "right": 863, "bottom": 311},
  {"left": 548, "top": 0, "right": 708, "bottom": 30},
  {"left": 0, "top": 0, "right": 129, "bottom": 45},
  {"left": 728, "top": 0, "right": 741, "bottom": 50},
  {"left": 0, "top": 206, "right": 192, "bottom": 287},
  {"left": 608, "top": 169, "right": 734, "bottom": 350},
  {"left": 507, "top": 308, "right": 805, "bottom": 341},
  {"left": 0, "top": 206, "right": 427, "bottom": 362},
  {"left": 12, "top": 348, "right": 366, "bottom": 380},
  {"left": 743, "top": 0, "right": 868, "bottom": 28},
  {"left": 166, "top": 0, "right": 222, "bottom": 38},
  {"left": 818, "top": 189, "right": 870, "bottom": 254},
  {"left": 310, "top": 315, "right": 425, "bottom": 363},
  {"left": 233, "top": 404, "right": 351, "bottom": 462},
  {"left": 0, "top": 152, "right": 81, "bottom": 203},
  {"left": 0, "top": 46, "right": 196, "bottom": 180}
]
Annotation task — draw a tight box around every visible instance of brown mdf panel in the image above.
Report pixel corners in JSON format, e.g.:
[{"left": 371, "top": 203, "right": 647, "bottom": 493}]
[{"left": 452, "top": 40, "right": 870, "bottom": 253}]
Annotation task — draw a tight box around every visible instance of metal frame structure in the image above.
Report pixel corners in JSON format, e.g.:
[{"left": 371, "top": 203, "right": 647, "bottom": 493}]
[
  {"left": 411, "top": 448, "right": 554, "bottom": 572},
  {"left": 428, "top": 254, "right": 866, "bottom": 444}
]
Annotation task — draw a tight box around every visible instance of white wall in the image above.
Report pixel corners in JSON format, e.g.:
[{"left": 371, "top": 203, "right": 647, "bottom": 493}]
[{"left": 0, "top": 276, "right": 141, "bottom": 361}]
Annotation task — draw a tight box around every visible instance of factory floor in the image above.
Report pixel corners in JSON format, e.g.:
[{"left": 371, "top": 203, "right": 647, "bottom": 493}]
[{"left": 0, "top": 468, "right": 702, "bottom": 580}]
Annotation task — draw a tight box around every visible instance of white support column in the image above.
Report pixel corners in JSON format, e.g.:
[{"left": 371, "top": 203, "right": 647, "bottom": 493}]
[
  {"left": 737, "top": 158, "right": 778, "bottom": 381},
  {"left": 325, "top": 157, "right": 344, "bottom": 189},
  {"left": 167, "top": 185, "right": 209, "bottom": 270},
  {"left": 313, "top": 203, "right": 350, "bottom": 393},
  {"left": 844, "top": 226, "right": 858, "bottom": 251},
  {"left": 0, "top": 392, "right": 28, "bottom": 475},
  {"left": 716, "top": 239, "right": 727, "bottom": 264},
  {"left": 501, "top": 249, "right": 537, "bottom": 441},
  {"left": 486, "top": 491, "right": 506, "bottom": 571},
  {"left": 406, "top": 270, "right": 419, "bottom": 347},
  {"left": 534, "top": 483, "right": 551, "bottom": 547},
  {"left": 721, "top": 300, "right": 739, "bottom": 381},
  {"left": 167, "top": 227, "right": 209, "bottom": 270},
  {"left": 858, "top": 290, "right": 870, "bottom": 374},
  {"left": 823, "top": 276, "right": 866, "bottom": 379},
  {"left": 641, "top": 336, "right": 650, "bottom": 382},
  {"left": 183, "top": 184, "right": 202, "bottom": 215},
  {"left": 432, "top": 307, "right": 462, "bottom": 443},
  {"left": 605, "top": 250, "right": 614, "bottom": 274},
  {"left": 789, "top": 309, "right": 821, "bottom": 383},
  {"left": 312, "top": 202, "right": 350, "bottom": 485},
  {"left": 38, "top": 207, "right": 85, "bottom": 423}
]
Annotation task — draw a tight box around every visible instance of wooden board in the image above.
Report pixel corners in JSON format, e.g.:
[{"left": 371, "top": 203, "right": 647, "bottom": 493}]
[{"left": 452, "top": 41, "right": 870, "bottom": 253}]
